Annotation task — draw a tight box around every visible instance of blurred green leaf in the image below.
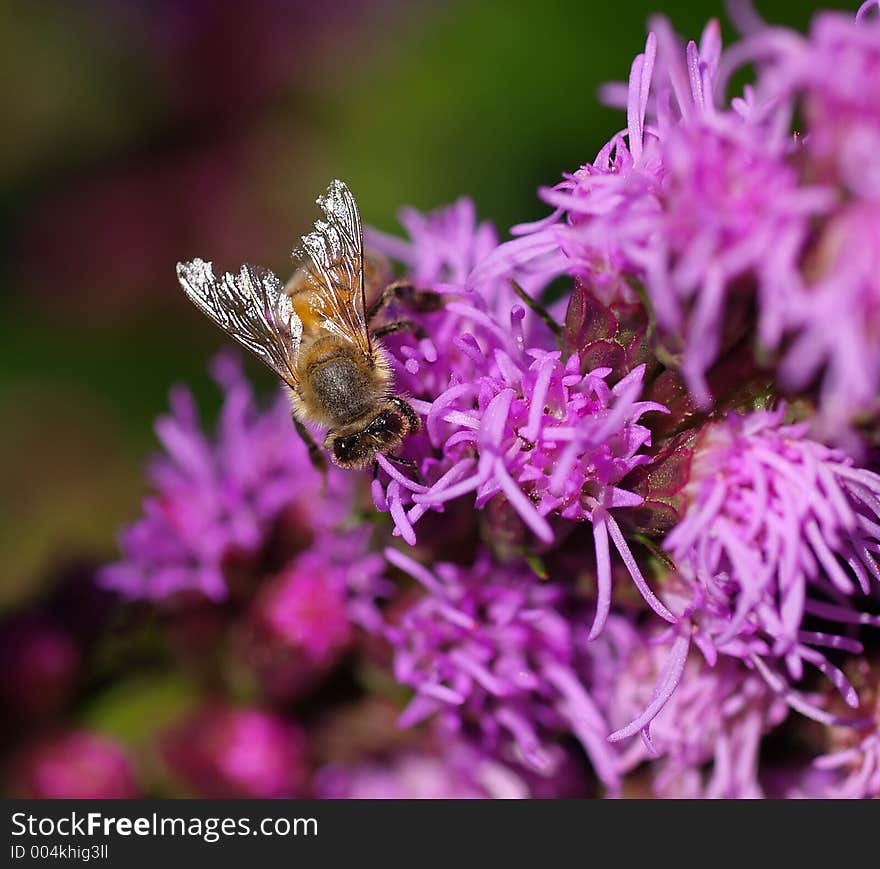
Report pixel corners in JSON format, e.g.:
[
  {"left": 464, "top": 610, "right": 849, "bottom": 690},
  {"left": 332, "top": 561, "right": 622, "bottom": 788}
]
[{"left": 78, "top": 671, "right": 201, "bottom": 748}]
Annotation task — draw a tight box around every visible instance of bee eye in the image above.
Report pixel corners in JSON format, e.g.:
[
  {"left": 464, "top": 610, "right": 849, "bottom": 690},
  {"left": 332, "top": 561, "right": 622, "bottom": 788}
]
[
  {"left": 368, "top": 411, "right": 403, "bottom": 438},
  {"left": 333, "top": 435, "right": 357, "bottom": 463}
]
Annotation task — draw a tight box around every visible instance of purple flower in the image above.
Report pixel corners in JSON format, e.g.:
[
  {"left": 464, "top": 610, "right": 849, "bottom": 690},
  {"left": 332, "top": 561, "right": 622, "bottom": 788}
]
[
  {"left": 314, "top": 741, "right": 533, "bottom": 799},
  {"left": 255, "top": 533, "right": 388, "bottom": 633},
  {"left": 382, "top": 549, "right": 622, "bottom": 794},
  {"left": 251, "top": 552, "right": 353, "bottom": 664},
  {"left": 783, "top": 9, "right": 880, "bottom": 199},
  {"left": 609, "top": 408, "right": 880, "bottom": 746},
  {"left": 477, "top": 20, "right": 835, "bottom": 412},
  {"left": 666, "top": 407, "right": 880, "bottom": 651},
  {"left": 485, "top": 26, "right": 821, "bottom": 402},
  {"left": 410, "top": 357, "right": 671, "bottom": 630},
  {"left": 857, "top": 1, "right": 880, "bottom": 24},
  {"left": 591, "top": 616, "right": 787, "bottom": 798},
  {"left": 816, "top": 728, "right": 880, "bottom": 798},
  {"left": 368, "top": 200, "right": 671, "bottom": 627},
  {"left": 779, "top": 202, "right": 880, "bottom": 447},
  {"left": 316, "top": 738, "right": 588, "bottom": 798},
  {"left": 99, "top": 354, "right": 350, "bottom": 601},
  {"left": 813, "top": 657, "right": 880, "bottom": 798},
  {"left": 243, "top": 549, "right": 385, "bottom": 699},
  {"left": 160, "top": 705, "right": 308, "bottom": 798},
  {"left": 414, "top": 355, "right": 661, "bottom": 534},
  {"left": 721, "top": 8, "right": 880, "bottom": 440},
  {"left": 471, "top": 33, "right": 664, "bottom": 302},
  {"left": 315, "top": 753, "right": 493, "bottom": 799},
  {"left": 367, "top": 196, "right": 502, "bottom": 293},
  {"left": 366, "top": 197, "right": 537, "bottom": 406},
  {"left": 10, "top": 731, "right": 140, "bottom": 799},
  {"left": 760, "top": 763, "right": 843, "bottom": 799}
]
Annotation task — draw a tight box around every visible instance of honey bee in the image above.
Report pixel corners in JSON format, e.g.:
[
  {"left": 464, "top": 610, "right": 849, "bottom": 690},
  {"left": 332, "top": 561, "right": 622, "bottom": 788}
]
[{"left": 176, "top": 179, "right": 429, "bottom": 472}]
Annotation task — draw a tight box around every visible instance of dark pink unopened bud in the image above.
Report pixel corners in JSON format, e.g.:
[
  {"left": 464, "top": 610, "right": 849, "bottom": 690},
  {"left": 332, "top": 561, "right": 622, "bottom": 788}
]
[
  {"left": 0, "top": 617, "right": 80, "bottom": 730},
  {"left": 11, "top": 731, "right": 139, "bottom": 798},
  {"left": 161, "top": 705, "right": 308, "bottom": 798}
]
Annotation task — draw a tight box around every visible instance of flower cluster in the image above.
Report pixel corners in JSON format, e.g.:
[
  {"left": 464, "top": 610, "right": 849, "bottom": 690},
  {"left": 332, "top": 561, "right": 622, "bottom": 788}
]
[
  {"left": 369, "top": 215, "right": 674, "bottom": 631},
  {"left": 99, "top": 354, "right": 346, "bottom": 602},
  {"left": 591, "top": 615, "right": 788, "bottom": 798},
  {"left": 618, "top": 409, "right": 880, "bottom": 738},
  {"left": 384, "top": 550, "right": 619, "bottom": 792},
  {"left": 477, "top": 8, "right": 880, "bottom": 447},
  {"left": 98, "top": 354, "right": 388, "bottom": 629},
  {"left": 7, "top": 4, "right": 880, "bottom": 800}
]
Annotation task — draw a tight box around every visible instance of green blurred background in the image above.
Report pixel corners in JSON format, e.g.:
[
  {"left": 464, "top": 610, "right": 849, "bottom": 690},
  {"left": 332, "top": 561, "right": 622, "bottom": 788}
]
[{"left": 0, "top": 0, "right": 855, "bottom": 610}]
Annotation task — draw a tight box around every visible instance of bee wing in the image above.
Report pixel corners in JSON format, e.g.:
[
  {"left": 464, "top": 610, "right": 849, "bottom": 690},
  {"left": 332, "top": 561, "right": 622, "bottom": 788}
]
[
  {"left": 176, "top": 258, "right": 302, "bottom": 387},
  {"left": 289, "top": 179, "right": 371, "bottom": 355}
]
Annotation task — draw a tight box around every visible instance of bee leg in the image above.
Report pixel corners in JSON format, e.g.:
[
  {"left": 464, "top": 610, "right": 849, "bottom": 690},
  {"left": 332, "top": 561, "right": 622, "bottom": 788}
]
[
  {"left": 385, "top": 454, "right": 425, "bottom": 486},
  {"left": 372, "top": 319, "right": 426, "bottom": 340},
  {"left": 389, "top": 396, "right": 422, "bottom": 435},
  {"left": 367, "top": 280, "right": 444, "bottom": 322},
  {"left": 372, "top": 460, "right": 380, "bottom": 480},
  {"left": 367, "top": 281, "right": 414, "bottom": 321},
  {"left": 292, "top": 416, "right": 328, "bottom": 481}
]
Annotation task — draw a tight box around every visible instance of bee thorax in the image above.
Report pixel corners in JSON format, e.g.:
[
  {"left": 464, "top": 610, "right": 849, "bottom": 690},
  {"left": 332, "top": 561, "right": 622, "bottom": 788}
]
[{"left": 299, "top": 343, "right": 389, "bottom": 427}]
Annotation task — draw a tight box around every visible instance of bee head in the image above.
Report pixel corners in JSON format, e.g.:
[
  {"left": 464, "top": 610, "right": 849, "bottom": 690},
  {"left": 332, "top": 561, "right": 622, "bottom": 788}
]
[{"left": 326, "top": 398, "right": 420, "bottom": 470}]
